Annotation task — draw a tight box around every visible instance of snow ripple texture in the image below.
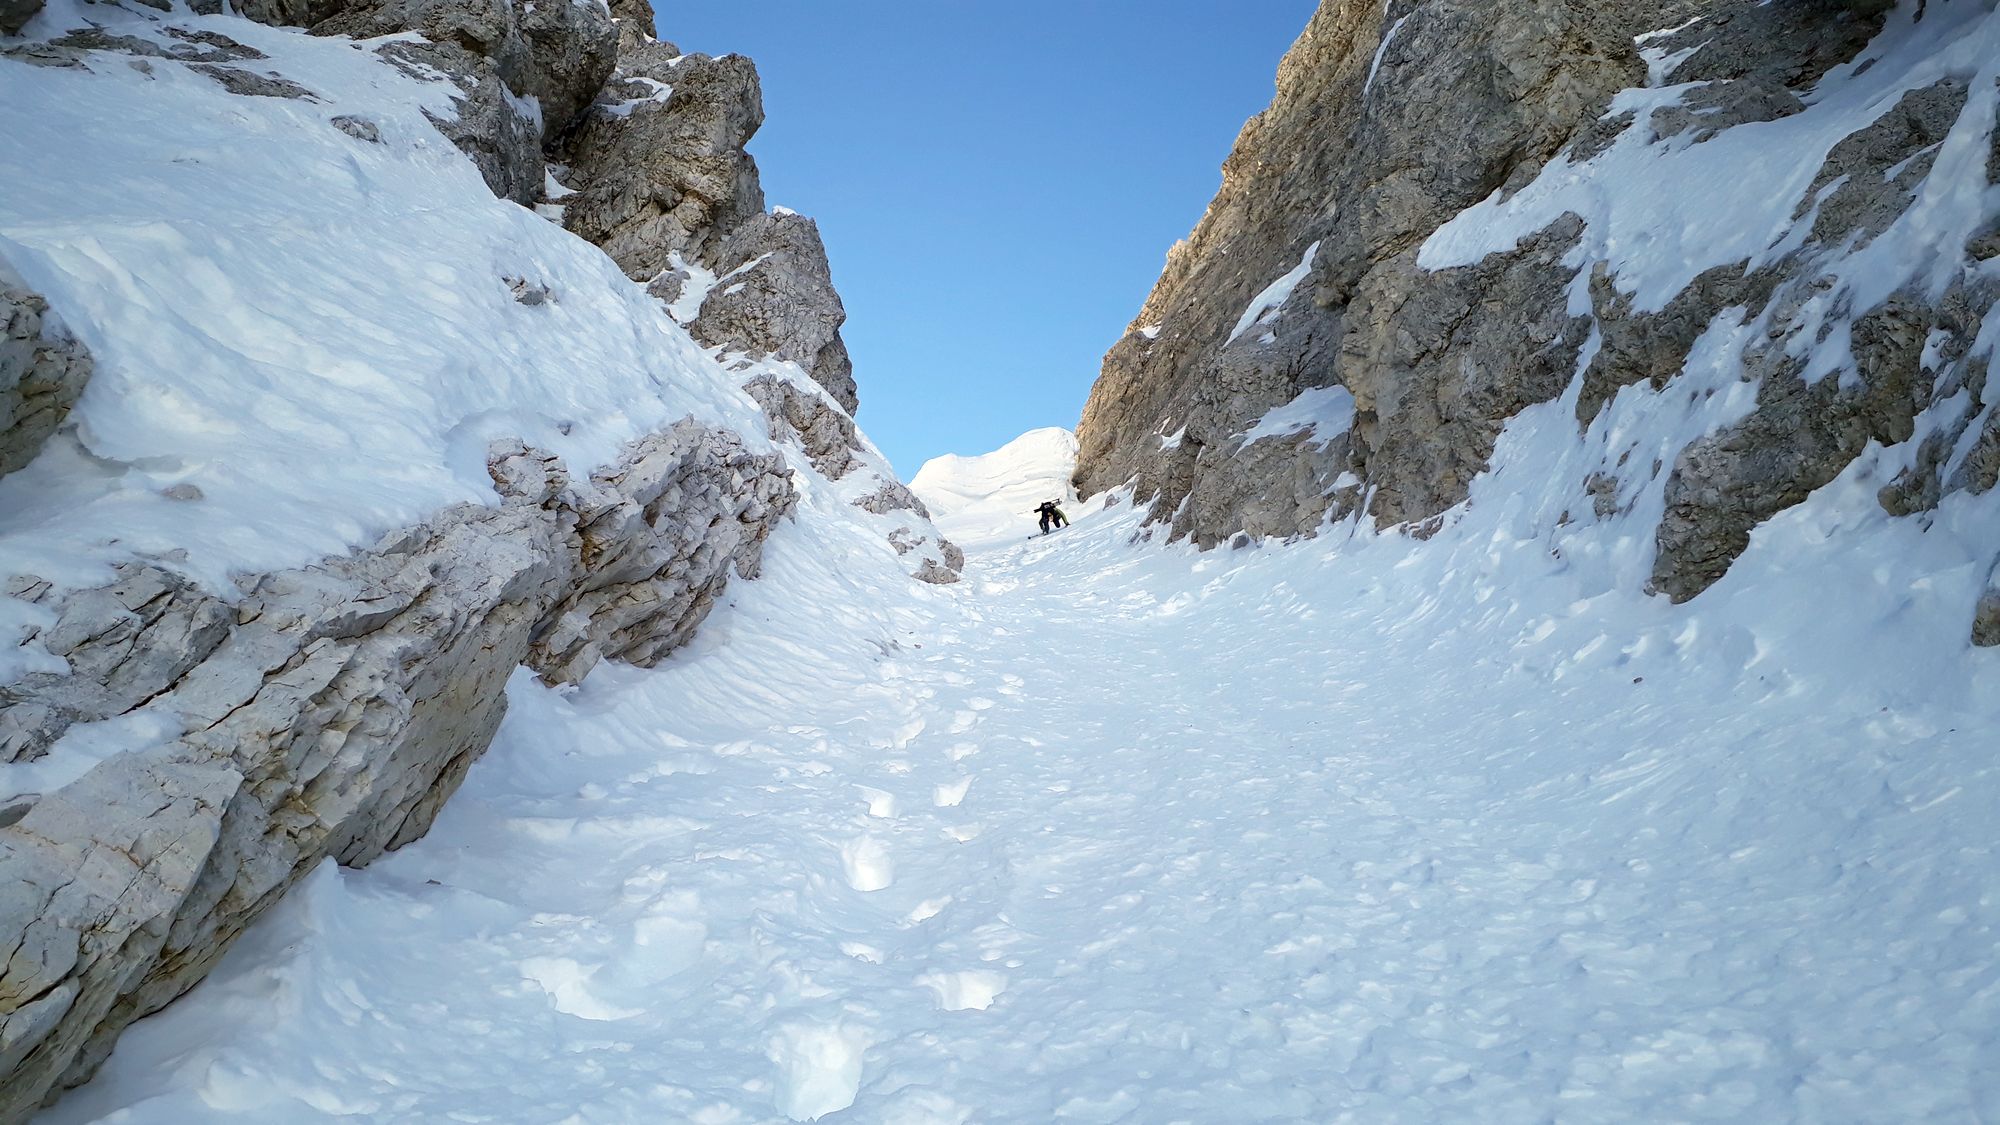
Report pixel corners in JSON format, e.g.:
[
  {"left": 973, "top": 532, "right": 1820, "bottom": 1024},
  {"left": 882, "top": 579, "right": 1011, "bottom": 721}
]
[{"left": 42, "top": 428, "right": 2000, "bottom": 1123}]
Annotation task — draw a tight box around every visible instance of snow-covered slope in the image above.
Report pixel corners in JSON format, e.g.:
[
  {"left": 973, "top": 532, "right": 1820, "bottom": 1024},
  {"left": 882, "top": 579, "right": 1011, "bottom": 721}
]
[
  {"left": 0, "top": 0, "right": 954, "bottom": 1106},
  {"left": 908, "top": 427, "right": 1078, "bottom": 550},
  {"left": 0, "top": 0, "right": 766, "bottom": 602},
  {"left": 44, "top": 416, "right": 2000, "bottom": 1122}
]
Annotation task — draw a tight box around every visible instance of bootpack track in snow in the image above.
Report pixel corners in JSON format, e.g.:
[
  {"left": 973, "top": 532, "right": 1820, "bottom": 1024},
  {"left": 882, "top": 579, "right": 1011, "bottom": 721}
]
[{"left": 42, "top": 451, "right": 2000, "bottom": 1123}]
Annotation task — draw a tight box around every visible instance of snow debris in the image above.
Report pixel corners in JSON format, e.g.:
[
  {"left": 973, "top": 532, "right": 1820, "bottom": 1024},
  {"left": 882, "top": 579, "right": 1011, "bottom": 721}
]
[
  {"left": 1226, "top": 240, "right": 1320, "bottom": 344},
  {"left": 1236, "top": 384, "right": 1355, "bottom": 447}
]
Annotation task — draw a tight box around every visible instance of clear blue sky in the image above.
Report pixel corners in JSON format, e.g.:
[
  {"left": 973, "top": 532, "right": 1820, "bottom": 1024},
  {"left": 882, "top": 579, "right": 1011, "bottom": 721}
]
[{"left": 655, "top": 2, "right": 1319, "bottom": 477}]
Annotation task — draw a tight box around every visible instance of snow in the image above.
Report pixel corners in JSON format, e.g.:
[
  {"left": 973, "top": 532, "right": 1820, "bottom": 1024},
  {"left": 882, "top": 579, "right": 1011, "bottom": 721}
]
[
  {"left": 1236, "top": 384, "right": 1355, "bottom": 447},
  {"left": 908, "top": 427, "right": 1077, "bottom": 550},
  {"left": 0, "top": 707, "right": 181, "bottom": 801},
  {"left": 45, "top": 403, "right": 2000, "bottom": 1122},
  {"left": 662, "top": 251, "right": 719, "bottom": 325},
  {"left": 665, "top": 250, "right": 771, "bottom": 327},
  {"left": 0, "top": 2, "right": 842, "bottom": 817},
  {"left": 0, "top": 0, "right": 771, "bottom": 605},
  {"left": 594, "top": 75, "right": 671, "bottom": 118},
  {"left": 1225, "top": 240, "right": 1320, "bottom": 345},
  {"left": 1364, "top": 13, "right": 1409, "bottom": 97}
]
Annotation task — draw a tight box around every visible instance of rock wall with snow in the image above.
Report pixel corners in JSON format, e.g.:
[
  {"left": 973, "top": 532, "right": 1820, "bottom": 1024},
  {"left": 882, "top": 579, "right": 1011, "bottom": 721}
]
[
  {"left": 545, "top": 0, "right": 950, "bottom": 573},
  {"left": 0, "top": 275, "right": 89, "bottom": 481},
  {"left": 1073, "top": 0, "right": 2000, "bottom": 640},
  {"left": 0, "top": 0, "right": 952, "bottom": 1111}
]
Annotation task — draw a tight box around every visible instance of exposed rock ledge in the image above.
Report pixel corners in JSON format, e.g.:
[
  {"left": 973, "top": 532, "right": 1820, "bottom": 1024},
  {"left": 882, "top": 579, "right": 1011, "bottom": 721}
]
[
  {"left": 0, "top": 421, "right": 794, "bottom": 1115},
  {"left": 1, "top": 274, "right": 91, "bottom": 481},
  {"left": 742, "top": 372, "right": 963, "bottom": 584}
]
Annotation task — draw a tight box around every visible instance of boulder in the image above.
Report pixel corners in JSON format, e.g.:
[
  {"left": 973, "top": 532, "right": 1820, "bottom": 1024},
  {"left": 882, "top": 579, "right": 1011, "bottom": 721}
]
[
  {"left": 558, "top": 46, "right": 766, "bottom": 279},
  {"left": 692, "top": 212, "right": 859, "bottom": 413}
]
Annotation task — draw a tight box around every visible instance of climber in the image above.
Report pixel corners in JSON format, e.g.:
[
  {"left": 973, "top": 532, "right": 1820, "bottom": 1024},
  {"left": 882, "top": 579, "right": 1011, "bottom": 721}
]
[{"left": 1034, "top": 500, "right": 1069, "bottom": 535}]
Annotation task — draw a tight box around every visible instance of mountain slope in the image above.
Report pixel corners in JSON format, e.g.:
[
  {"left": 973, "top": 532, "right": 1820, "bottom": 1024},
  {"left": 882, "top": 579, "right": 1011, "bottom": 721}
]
[{"left": 0, "top": 0, "right": 951, "bottom": 1109}]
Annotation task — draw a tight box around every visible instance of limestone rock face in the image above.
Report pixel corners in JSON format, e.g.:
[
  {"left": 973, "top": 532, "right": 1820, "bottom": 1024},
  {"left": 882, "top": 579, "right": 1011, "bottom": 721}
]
[
  {"left": 0, "top": 424, "right": 794, "bottom": 1116},
  {"left": 693, "top": 212, "right": 859, "bottom": 414},
  {"left": 0, "top": 273, "right": 91, "bottom": 480},
  {"left": 380, "top": 38, "right": 547, "bottom": 203},
  {"left": 229, "top": 0, "right": 615, "bottom": 202},
  {"left": 558, "top": 42, "right": 767, "bottom": 280},
  {"left": 526, "top": 421, "right": 795, "bottom": 685},
  {"left": 743, "top": 372, "right": 861, "bottom": 482},
  {"left": 1976, "top": 558, "right": 2000, "bottom": 648},
  {"left": 1074, "top": 0, "right": 1997, "bottom": 635},
  {"left": 739, "top": 373, "right": 963, "bottom": 584},
  {"left": 304, "top": 0, "right": 614, "bottom": 134},
  {"left": 554, "top": 1, "right": 862, "bottom": 414},
  {"left": 1076, "top": 0, "right": 1644, "bottom": 535}
]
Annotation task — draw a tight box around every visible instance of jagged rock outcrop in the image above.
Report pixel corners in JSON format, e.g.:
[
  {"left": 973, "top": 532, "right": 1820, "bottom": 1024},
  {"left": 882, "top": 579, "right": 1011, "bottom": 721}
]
[
  {"left": 1976, "top": 558, "right": 2000, "bottom": 647},
  {"left": 743, "top": 372, "right": 862, "bottom": 481},
  {"left": 740, "top": 373, "right": 963, "bottom": 584},
  {"left": 526, "top": 421, "right": 795, "bottom": 683},
  {"left": 693, "top": 212, "right": 858, "bottom": 414},
  {"left": 379, "top": 39, "right": 546, "bottom": 203},
  {"left": 0, "top": 423, "right": 793, "bottom": 1115},
  {"left": 1076, "top": 0, "right": 1645, "bottom": 522},
  {"left": 558, "top": 38, "right": 765, "bottom": 280},
  {"left": 0, "top": 273, "right": 91, "bottom": 480},
  {"left": 553, "top": 2, "right": 862, "bottom": 414},
  {"left": 0, "top": 0, "right": 944, "bottom": 1109},
  {"left": 1074, "top": 0, "right": 1999, "bottom": 634},
  {"left": 233, "top": 0, "right": 615, "bottom": 203}
]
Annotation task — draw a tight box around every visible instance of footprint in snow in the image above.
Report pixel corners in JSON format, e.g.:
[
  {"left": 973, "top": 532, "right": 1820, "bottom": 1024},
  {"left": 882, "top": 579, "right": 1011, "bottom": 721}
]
[
  {"left": 841, "top": 837, "right": 895, "bottom": 892},
  {"left": 933, "top": 777, "right": 972, "bottom": 808},
  {"left": 768, "top": 1023, "right": 871, "bottom": 1121},
  {"left": 856, "top": 786, "right": 899, "bottom": 818},
  {"left": 915, "top": 970, "right": 1008, "bottom": 1012}
]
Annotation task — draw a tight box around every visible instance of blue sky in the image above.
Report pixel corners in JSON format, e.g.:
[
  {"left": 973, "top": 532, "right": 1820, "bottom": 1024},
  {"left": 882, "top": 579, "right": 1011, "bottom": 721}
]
[{"left": 656, "top": 2, "right": 1319, "bottom": 477}]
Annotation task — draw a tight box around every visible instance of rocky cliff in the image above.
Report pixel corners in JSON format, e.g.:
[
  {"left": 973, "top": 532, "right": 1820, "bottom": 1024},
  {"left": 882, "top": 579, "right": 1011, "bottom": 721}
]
[
  {"left": 0, "top": 0, "right": 951, "bottom": 1112},
  {"left": 1074, "top": 0, "right": 1999, "bottom": 641},
  {"left": 543, "top": 0, "right": 943, "bottom": 565}
]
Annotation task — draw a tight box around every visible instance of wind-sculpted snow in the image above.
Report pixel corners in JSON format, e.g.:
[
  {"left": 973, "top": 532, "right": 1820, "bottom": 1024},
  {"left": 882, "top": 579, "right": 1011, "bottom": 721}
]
[
  {"left": 0, "top": 1, "right": 774, "bottom": 602},
  {"left": 39, "top": 423, "right": 2000, "bottom": 1122}
]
